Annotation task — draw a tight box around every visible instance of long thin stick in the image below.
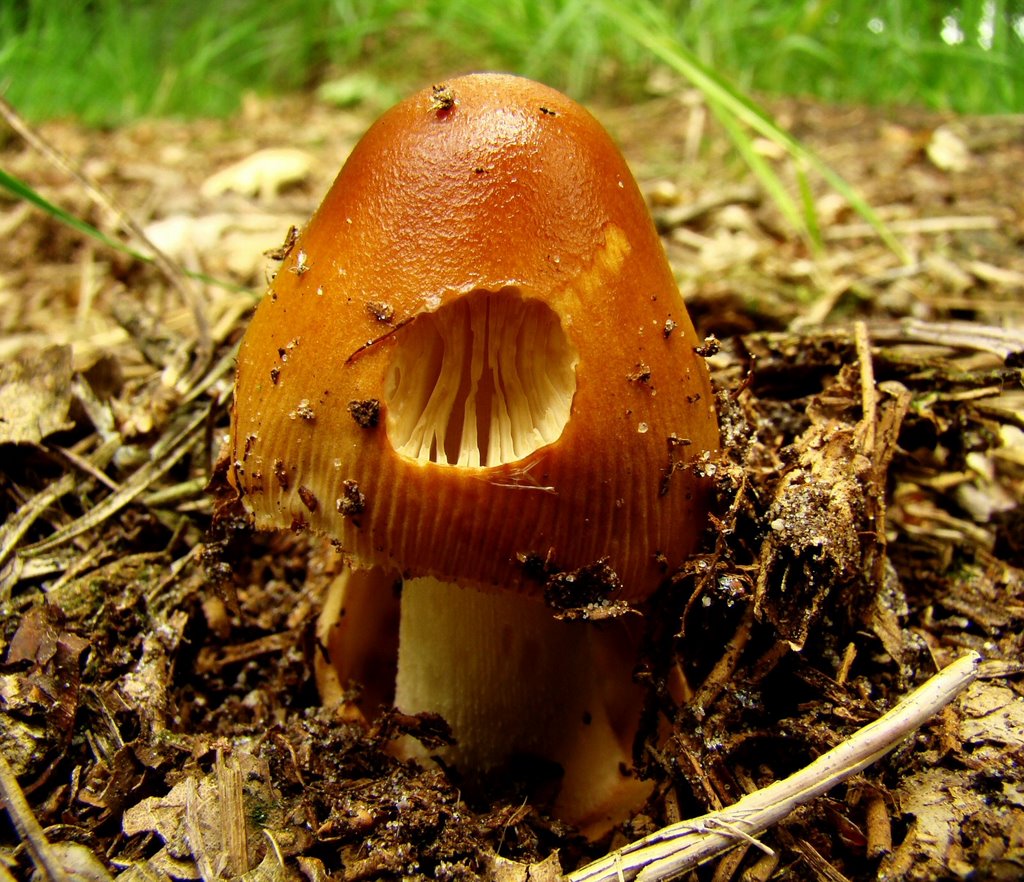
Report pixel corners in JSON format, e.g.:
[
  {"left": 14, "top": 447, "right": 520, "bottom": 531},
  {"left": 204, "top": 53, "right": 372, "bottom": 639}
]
[
  {"left": 568, "top": 652, "right": 981, "bottom": 882},
  {"left": 0, "top": 751, "right": 70, "bottom": 882}
]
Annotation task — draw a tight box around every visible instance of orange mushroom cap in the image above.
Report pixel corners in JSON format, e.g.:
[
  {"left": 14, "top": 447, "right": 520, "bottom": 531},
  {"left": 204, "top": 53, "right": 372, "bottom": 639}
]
[{"left": 229, "top": 73, "right": 719, "bottom": 603}]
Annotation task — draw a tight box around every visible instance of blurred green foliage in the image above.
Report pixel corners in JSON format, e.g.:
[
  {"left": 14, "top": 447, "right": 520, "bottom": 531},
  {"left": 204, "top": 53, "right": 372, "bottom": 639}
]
[{"left": 0, "top": 0, "right": 1020, "bottom": 124}]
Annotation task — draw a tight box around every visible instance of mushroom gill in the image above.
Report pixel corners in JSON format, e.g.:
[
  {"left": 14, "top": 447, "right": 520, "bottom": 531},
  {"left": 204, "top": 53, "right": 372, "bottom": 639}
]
[{"left": 384, "top": 288, "right": 578, "bottom": 468}]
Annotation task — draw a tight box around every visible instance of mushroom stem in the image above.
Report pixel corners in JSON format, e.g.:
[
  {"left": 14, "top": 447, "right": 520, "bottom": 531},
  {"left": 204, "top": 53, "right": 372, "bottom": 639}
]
[
  {"left": 394, "top": 576, "right": 651, "bottom": 835},
  {"left": 316, "top": 566, "right": 400, "bottom": 718}
]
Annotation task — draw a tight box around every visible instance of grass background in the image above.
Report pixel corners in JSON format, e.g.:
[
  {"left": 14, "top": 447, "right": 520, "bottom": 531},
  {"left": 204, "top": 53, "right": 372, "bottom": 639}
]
[{"left": 1, "top": 0, "right": 1021, "bottom": 125}]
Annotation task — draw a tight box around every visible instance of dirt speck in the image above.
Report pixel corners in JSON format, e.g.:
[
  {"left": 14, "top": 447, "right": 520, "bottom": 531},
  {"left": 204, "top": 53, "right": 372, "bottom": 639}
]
[
  {"left": 628, "top": 362, "right": 653, "bottom": 385},
  {"left": 366, "top": 300, "right": 395, "bottom": 323},
  {"left": 348, "top": 398, "right": 381, "bottom": 428},
  {"left": 264, "top": 224, "right": 299, "bottom": 261},
  {"left": 298, "top": 485, "right": 318, "bottom": 512},
  {"left": 336, "top": 480, "right": 366, "bottom": 517},
  {"left": 430, "top": 84, "right": 456, "bottom": 115},
  {"left": 290, "top": 399, "right": 315, "bottom": 421},
  {"left": 274, "top": 458, "right": 289, "bottom": 490},
  {"left": 543, "top": 558, "right": 631, "bottom": 620}
]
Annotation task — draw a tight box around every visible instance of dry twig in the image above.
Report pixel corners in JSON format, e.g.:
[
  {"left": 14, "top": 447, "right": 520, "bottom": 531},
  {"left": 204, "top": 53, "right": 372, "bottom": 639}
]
[
  {"left": 0, "top": 752, "right": 70, "bottom": 882},
  {"left": 568, "top": 652, "right": 980, "bottom": 882}
]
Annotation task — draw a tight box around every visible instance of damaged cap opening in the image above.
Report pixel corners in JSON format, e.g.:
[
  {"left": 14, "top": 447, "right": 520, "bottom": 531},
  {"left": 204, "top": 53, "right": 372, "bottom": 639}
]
[{"left": 384, "top": 288, "right": 578, "bottom": 468}]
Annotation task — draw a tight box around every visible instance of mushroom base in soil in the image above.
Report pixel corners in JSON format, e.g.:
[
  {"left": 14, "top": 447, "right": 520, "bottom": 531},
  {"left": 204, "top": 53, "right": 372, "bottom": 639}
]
[{"left": 316, "top": 567, "right": 653, "bottom": 836}]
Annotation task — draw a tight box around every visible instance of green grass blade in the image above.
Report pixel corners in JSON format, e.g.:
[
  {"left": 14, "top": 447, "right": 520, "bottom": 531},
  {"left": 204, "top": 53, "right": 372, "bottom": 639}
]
[
  {"left": 0, "top": 166, "right": 131, "bottom": 254},
  {"left": 709, "top": 98, "right": 806, "bottom": 239},
  {"left": 795, "top": 160, "right": 824, "bottom": 256},
  {"left": 0, "top": 166, "right": 252, "bottom": 293},
  {"left": 596, "top": 0, "right": 909, "bottom": 261}
]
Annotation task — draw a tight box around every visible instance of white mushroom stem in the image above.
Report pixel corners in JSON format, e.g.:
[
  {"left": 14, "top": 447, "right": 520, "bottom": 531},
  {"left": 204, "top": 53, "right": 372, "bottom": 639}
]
[{"left": 394, "top": 576, "right": 651, "bottom": 835}]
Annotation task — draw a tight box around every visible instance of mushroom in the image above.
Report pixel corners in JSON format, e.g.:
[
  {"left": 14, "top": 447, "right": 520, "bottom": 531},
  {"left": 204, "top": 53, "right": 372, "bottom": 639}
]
[{"left": 228, "top": 73, "right": 720, "bottom": 836}]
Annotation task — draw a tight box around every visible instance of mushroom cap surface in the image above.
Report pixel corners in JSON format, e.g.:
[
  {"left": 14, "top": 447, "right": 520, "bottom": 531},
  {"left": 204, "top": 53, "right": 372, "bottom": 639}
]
[{"left": 229, "top": 73, "right": 719, "bottom": 602}]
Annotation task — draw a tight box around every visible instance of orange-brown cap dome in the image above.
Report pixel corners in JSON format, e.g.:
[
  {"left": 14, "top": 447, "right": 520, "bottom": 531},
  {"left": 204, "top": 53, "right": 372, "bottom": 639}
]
[{"left": 229, "top": 73, "right": 719, "bottom": 602}]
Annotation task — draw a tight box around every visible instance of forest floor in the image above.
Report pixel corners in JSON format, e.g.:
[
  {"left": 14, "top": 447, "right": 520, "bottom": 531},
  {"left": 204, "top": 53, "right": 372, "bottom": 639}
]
[{"left": 1, "top": 86, "right": 1022, "bottom": 882}]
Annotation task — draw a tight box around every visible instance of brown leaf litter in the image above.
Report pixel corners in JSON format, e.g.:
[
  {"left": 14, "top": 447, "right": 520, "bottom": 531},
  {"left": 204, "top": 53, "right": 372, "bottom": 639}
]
[{"left": 1, "top": 91, "right": 1022, "bottom": 881}]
